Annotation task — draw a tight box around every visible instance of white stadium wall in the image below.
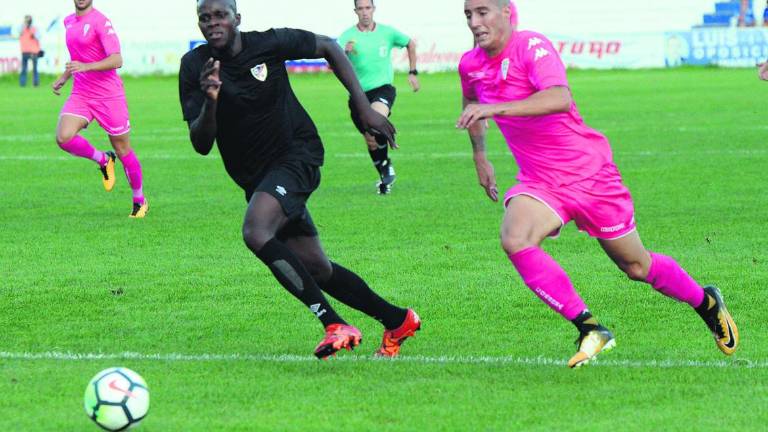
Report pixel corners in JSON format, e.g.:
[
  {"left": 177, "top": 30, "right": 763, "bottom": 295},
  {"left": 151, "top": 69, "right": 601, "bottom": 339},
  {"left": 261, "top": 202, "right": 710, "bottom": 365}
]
[{"left": 0, "top": 0, "right": 766, "bottom": 75}]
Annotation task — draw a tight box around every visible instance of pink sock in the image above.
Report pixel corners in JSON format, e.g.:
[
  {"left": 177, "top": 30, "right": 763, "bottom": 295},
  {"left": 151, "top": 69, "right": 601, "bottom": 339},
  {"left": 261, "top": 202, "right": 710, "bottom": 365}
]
[
  {"left": 118, "top": 151, "right": 144, "bottom": 204},
  {"left": 645, "top": 252, "right": 705, "bottom": 308},
  {"left": 59, "top": 135, "right": 105, "bottom": 165},
  {"left": 509, "top": 247, "right": 587, "bottom": 320}
]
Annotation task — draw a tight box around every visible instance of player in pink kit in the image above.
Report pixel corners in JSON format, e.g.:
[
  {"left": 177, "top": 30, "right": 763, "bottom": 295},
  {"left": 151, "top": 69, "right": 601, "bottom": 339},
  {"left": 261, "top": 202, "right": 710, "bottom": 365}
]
[
  {"left": 457, "top": 0, "right": 739, "bottom": 368},
  {"left": 52, "top": 0, "right": 148, "bottom": 218}
]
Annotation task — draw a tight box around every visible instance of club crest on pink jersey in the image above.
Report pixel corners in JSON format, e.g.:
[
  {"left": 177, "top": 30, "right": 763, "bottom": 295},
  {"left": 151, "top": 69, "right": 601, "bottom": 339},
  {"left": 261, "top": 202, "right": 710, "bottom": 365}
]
[{"left": 501, "top": 58, "right": 510, "bottom": 80}]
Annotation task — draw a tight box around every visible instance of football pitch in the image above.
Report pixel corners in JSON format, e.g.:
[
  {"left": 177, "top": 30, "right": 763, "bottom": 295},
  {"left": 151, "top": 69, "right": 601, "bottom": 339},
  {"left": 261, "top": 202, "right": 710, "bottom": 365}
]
[{"left": 0, "top": 68, "right": 766, "bottom": 430}]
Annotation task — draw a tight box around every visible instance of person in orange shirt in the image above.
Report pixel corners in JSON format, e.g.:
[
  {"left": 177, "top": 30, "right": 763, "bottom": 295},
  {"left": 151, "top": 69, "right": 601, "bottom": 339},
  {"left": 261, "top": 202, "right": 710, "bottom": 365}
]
[{"left": 19, "top": 15, "right": 42, "bottom": 87}]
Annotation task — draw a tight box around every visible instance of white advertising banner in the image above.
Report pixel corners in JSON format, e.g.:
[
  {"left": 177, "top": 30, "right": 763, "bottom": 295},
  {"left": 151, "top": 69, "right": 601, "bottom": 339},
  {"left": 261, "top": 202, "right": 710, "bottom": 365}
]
[
  {"left": 0, "top": 32, "right": 671, "bottom": 75},
  {"left": 665, "top": 27, "right": 768, "bottom": 67},
  {"left": 0, "top": 0, "right": 760, "bottom": 75},
  {"left": 540, "top": 33, "right": 666, "bottom": 69},
  {"left": 0, "top": 40, "right": 22, "bottom": 74}
]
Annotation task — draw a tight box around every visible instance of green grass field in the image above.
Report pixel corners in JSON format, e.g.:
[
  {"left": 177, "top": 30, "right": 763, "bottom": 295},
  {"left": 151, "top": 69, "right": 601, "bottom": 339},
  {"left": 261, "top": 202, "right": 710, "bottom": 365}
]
[{"left": 0, "top": 68, "right": 766, "bottom": 431}]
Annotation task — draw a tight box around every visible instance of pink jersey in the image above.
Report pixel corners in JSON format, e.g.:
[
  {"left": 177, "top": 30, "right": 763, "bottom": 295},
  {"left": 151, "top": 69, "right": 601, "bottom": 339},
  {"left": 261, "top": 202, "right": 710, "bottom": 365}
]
[
  {"left": 64, "top": 8, "right": 124, "bottom": 99},
  {"left": 459, "top": 31, "right": 616, "bottom": 187}
]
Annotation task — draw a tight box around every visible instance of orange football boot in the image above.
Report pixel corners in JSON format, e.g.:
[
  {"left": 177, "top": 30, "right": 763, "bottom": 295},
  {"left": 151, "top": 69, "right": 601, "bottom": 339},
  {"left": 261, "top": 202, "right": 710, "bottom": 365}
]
[
  {"left": 375, "top": 309, "right": 421, "bottom": 358},
  {"left": 129, "top": 200, "right": 149, "bottom": 219},
  {"left": 697, "top": 285, "right": 739, "bottom": 356},
  {"left": 99, "top": 151, "right": 116, "bottom": 192},
  {"left": 314, "top": 324, "right": 362, "bottom": 359}
]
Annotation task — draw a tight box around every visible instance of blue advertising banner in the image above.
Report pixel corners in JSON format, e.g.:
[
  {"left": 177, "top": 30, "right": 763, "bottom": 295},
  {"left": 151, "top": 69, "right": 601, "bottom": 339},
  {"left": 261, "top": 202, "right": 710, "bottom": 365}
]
[{"left": 666, "top": 27, "right": 768, "bottom": 67}]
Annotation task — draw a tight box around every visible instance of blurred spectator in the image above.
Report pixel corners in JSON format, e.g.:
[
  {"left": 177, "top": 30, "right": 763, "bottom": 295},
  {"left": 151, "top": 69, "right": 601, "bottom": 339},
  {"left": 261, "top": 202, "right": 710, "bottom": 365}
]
[
  {"left": 737, "top": 0, "right": 762, "bottom": 26},
  {"left": 18, "top": 15, "right": 41, "bottom": 87},
  {"left": 738, "top": 0, "right": 748, "bottom": 26},
  {"left": 763, "top": 0, "right": 768, "bottom": 26}
]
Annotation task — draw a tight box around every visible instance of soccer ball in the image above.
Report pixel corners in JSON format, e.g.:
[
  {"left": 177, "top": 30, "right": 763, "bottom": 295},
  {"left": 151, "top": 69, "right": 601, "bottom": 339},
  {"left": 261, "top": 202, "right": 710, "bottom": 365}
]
[{"left": 83, "top": 367, "right": 150, "bottom": 431}]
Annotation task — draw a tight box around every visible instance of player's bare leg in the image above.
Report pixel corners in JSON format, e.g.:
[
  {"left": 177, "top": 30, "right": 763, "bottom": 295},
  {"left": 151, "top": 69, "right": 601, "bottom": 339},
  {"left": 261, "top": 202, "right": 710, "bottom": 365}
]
[
  {"left": 285, "top": 234, "right": 418, "bottom": 357},
  {"left": 109, "top": 132, "right": 147, "bottom": 218},
  {"left": 56, "top": 115, "right": 116, "bottom": 191},
  {"left": 599, "top": 231, "right": 738, "bottom": 355},
  {"left": 502, "top": 195, "right": 614, "bottom": 368}
]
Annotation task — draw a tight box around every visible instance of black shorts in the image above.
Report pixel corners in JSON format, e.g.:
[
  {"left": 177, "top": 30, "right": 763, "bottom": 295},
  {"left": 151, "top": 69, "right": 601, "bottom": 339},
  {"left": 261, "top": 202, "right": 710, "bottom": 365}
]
[
  {"left": 348, "top": 84, "right": 397, "bottom": 135},
  {"left": 244, "top": 159, "right": 320, "bottom": 239}
]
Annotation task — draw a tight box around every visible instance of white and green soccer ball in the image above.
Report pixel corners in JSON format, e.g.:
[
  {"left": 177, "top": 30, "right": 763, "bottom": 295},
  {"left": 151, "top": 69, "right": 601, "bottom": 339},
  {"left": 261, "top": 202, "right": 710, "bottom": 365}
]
[{"left": 84, "top": 367, "right": 150, "bottom": 431}]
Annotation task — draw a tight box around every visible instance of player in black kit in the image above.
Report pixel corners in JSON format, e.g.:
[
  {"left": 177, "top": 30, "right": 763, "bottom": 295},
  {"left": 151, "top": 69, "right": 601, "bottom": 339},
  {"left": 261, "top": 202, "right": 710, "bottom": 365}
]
[{"left": 179, "top": 0, "right": 421, "bottom": 359}]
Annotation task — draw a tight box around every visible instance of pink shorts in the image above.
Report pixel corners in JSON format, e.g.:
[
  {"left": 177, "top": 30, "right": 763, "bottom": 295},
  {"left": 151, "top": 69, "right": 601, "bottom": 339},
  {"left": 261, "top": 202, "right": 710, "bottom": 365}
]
[
  {"left": 503, "top": 165, "right": 637, "bottom": 240},
  {"left": 60, "top": 94, "right": 131, "bottom": 136}
]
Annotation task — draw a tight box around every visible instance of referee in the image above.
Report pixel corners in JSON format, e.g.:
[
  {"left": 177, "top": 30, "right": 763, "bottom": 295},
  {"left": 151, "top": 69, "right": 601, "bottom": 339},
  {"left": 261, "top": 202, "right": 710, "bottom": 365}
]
[
  {"left": 179, "top": 0, "right": 421, "bottom": 359},
  {"left": 338, "top": 0, "right": 420, "bottom": 194}
]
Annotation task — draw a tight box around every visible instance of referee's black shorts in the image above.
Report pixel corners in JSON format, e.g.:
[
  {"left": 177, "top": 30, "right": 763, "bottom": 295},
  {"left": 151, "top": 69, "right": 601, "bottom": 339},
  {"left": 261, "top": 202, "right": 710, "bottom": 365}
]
[
  {"left": 244, "top": 159, "right": 320, "bottom": 239},
  {"left": 348, "top": 84, "right": 397, "bottom": 135}
]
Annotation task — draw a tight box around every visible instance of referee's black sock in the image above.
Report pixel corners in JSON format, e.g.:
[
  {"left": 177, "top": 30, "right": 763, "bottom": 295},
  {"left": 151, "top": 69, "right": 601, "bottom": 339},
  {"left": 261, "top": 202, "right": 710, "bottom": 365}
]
[
  {"left": 319, "top": 262, "right": 408, "bottom": 330},
  {"left": 255, "top": 238, "right": 345, "bottom": 327},
  {"left": 368, "top": 134, "right": 389, "bottom": 174}
]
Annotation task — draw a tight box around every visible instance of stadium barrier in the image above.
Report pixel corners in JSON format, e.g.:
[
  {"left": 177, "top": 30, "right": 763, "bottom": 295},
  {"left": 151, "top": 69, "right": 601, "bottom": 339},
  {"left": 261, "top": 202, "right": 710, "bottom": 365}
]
[
  {"left": 666, "top": 27, "right": 768, "bottom": 66},
  {"left": 1, "top": 0, "right": 767, "bottom": 76}
]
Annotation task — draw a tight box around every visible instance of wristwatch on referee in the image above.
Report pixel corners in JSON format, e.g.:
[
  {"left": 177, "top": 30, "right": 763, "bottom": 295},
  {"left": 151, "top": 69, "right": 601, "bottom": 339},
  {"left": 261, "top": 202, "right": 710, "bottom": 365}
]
[{"left": 408, "top": 69, "right": 418, "bottom": 75}]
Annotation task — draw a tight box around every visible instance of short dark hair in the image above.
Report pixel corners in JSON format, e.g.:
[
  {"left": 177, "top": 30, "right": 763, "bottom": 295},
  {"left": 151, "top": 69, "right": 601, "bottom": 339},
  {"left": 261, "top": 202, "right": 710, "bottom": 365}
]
[
  {"left": 354, "top": 0, "right": 374, "bottom": 7},
  {"left": 197, "top": 0, "right": 237, "bottom": 13}
]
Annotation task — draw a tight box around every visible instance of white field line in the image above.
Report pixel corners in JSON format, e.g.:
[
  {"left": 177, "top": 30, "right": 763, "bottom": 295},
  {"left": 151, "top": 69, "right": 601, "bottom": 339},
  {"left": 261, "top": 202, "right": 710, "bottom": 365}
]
[
  {"left": 1, "top": 124, "right": 768, "bottom": 144},
  {"left": 0, "top": 148, "right": 766, "bottom": 162},
  {"left": 0, "top": 351, "right": 765, "bottom": 369}
]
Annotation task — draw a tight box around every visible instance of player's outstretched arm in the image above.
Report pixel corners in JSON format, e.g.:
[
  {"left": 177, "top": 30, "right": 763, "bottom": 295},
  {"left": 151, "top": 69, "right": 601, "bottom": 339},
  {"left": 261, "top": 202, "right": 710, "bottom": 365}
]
[
  {"left": 188, "top": 58, "right": 221, "bottom": 155},
  {"left": 406, "top": 39, "right": 420, "bottom": 92},
  {"left": 759, "top": 61, "right": 768, "bottom": 80},
  {"left": 66, "top": 53, "right": 123, "bottom": 73},
  {"left": 52, "top": 70, "right": 72, "bottom": 96},
  {"left": 456, "top": 86, "right": 572, "bottom": 129},
  {"left": 314, "top": 34, "right": 398, "bottom": 148},
  {"left": 462, "top": 96, "right": 498, "bottom": 202}
]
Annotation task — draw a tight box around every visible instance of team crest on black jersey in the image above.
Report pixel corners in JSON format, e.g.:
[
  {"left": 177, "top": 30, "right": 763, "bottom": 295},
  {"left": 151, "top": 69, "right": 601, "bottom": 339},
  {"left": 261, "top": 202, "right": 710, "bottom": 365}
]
[{"left": 251, "top": 63, "right": 268, "bottom": 81}]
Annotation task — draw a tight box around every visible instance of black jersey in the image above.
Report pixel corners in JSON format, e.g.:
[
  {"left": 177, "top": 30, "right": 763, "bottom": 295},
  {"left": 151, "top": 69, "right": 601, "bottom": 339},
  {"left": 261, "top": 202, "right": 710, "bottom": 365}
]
[{"left": 179, "top": 28, "right": 324, "bottom": 189}]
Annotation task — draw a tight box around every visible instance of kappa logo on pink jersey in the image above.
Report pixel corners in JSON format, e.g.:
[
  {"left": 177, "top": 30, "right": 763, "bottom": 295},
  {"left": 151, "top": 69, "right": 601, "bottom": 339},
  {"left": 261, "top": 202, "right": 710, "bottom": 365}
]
[
  {"left": 468, "top": 71, "right": 485, "bottom": 79},
  {"left": 527, "top": 37, "right": 543, "bottom": 50},
  {"left": 534, "top": 48, "right": 550, "bottom": 61}
]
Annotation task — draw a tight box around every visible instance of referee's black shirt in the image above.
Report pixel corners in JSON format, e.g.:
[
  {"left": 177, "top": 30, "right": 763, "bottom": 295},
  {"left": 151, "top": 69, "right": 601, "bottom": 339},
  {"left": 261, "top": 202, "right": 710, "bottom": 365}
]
[{"left": 179, "top": 29, "right": 324, "bottom": 190}]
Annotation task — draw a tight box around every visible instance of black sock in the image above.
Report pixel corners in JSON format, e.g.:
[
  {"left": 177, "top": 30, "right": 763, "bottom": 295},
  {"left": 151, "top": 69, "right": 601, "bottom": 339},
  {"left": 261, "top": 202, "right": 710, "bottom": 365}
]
[
  {"left": 255, "top": 238, "right": 345, "bottom": 327},
  {"left": 695, "top": 293, "right": 714, "bottom": 316},
  {"left": 319, "top": 262, "right": 407, "bottom": 329},
  {"left": 368, "top": 135, "right": 389, "bottom": 174},
  {"left": 571, "top": 310, "right": 599, "bottom": 334}
]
